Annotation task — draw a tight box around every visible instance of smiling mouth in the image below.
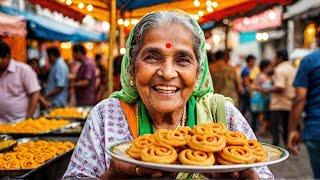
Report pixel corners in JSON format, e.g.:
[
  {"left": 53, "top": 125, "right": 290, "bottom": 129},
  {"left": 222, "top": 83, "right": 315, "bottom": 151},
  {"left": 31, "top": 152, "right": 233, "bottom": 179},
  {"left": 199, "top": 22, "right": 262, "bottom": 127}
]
[{"left": 152, "top": 85, "right": 180, "bottom": 94}]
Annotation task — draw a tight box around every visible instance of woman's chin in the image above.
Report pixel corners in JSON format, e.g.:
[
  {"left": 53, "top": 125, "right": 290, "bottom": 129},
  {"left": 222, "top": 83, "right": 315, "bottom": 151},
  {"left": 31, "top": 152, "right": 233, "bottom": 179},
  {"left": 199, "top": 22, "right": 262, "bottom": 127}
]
[{"left": 150, "top": 103, "right": 182, "bottom": 114}]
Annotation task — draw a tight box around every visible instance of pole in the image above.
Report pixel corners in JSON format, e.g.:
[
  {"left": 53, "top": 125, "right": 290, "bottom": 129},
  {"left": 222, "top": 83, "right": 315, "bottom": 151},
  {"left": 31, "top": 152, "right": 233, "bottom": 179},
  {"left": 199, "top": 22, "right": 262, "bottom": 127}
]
[{"left": 108, "top": 0, "right": 116, "bottom": 95}]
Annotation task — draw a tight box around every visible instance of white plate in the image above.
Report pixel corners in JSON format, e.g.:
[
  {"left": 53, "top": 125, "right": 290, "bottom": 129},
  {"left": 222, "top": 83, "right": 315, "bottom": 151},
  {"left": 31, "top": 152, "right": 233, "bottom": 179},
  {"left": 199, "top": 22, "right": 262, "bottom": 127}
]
[{"left": 106, "top": 141, "right": 289, "bottom": 173}]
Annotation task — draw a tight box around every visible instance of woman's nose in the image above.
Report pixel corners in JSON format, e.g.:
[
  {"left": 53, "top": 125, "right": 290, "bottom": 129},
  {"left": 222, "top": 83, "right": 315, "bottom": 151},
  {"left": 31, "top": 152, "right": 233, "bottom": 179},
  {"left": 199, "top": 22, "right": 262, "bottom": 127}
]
[{"left": 157, "top": 61, "right": 178, "bottom": 80}]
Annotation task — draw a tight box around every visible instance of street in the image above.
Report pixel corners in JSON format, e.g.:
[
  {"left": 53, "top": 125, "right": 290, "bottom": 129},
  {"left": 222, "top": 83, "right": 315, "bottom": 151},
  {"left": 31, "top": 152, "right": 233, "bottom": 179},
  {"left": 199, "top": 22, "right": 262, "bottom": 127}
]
[{"left": 258, "top": 132, "right": 313, "bottom": 178}]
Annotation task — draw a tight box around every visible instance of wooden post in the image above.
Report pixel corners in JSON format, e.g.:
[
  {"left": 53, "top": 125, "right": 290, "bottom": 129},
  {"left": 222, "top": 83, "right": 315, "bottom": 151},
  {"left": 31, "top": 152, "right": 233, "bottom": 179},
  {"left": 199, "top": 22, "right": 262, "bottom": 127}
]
[
  {"left": 119, "top": 22, "right": 125, "bottom": 49},
  {"left": 108, "top": 0, "right": 116, "bottom": 95},
  {"left": 225, "top": 24, "right": 229, "bottom": 50}
]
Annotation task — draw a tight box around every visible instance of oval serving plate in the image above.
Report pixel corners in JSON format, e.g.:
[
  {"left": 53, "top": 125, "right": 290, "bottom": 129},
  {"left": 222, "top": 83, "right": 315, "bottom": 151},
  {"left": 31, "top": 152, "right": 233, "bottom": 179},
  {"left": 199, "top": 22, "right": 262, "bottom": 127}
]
[{"left": 106, "top": 141, "right": 289, "bottom": 173}]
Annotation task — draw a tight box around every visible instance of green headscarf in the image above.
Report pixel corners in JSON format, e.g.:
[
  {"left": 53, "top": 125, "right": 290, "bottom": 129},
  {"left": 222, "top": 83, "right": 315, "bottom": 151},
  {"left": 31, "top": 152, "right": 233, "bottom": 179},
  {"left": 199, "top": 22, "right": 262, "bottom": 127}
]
[{"left": 110, "top": 10, "right": 232, "bottom": 135}]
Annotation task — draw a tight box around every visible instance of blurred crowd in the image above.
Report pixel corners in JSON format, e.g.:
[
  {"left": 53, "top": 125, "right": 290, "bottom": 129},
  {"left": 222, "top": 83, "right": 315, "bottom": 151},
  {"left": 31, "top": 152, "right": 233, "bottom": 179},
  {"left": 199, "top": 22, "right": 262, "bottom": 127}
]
[
  {"left": 0, "top": 41, "right": 122, "bottom": 123},
  {"left": 207, "top": 28, "right": 320, "bottom": 177},
  {"left": 208, "top": 49, "right": 297, "bottom": 146}
]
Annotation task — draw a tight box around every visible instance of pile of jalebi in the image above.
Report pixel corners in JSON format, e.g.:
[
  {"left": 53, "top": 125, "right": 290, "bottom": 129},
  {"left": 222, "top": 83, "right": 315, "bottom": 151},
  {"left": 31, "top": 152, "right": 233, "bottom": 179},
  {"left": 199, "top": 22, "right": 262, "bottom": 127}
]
[
  {"left": 126, "top": 123, "right": 268, "bottom": 166},
  {"left": 0, "top": 140, "right": 17, "bottom": 151},
  {"left": 48, "top": 107, "right": 88, "bottom": 119},
  {"left": 0, "top": 140, "right": 75, "bottom": 170},
  {"left": 0, "top": 118, "right": 69, "bottom": 134}
]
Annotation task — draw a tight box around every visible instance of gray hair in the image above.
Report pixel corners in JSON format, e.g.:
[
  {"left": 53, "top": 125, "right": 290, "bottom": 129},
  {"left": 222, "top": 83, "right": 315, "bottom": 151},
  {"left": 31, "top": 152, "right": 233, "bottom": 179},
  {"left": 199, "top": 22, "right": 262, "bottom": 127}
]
[{"left": 128, "top": 11, "right": 202, "bottom": 77}]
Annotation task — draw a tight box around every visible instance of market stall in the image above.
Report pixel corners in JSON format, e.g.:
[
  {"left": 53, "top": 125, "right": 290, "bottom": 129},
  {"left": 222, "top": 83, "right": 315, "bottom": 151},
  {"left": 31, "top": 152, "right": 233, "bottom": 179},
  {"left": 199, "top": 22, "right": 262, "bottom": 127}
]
[{"left": 0, "top": 12, "right": 27, "bottom": 62}]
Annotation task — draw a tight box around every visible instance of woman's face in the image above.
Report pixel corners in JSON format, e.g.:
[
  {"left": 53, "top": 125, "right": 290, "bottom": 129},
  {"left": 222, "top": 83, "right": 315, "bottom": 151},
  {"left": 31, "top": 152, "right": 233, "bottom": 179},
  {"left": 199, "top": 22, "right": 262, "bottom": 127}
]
[{"left": 134, "top": 24, "right": 198, "bottom": 114}]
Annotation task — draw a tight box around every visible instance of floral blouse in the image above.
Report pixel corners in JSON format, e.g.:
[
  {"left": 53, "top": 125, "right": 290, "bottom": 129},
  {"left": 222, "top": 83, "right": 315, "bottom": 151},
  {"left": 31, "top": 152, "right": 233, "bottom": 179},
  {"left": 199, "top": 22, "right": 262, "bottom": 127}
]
[{"left": 63, "top": 98, "right": 274, "bottom": 179}]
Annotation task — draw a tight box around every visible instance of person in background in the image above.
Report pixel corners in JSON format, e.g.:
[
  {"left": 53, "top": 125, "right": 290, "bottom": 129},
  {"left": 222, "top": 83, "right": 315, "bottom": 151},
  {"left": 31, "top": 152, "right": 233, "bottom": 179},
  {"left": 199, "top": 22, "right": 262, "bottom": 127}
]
[
  {"left": 41, "top": 46, "right": 69, "bottom": 108},
  {"left": 113, "top": 55, "right": 123, "bottom": 91},
  {"left": 71, "top": 44, "right": 97, "bottom": 106},
  {"left": 0, "top": 41, "right": 41, "bottom": 123},
  {"left": 95, "top": 54, "right": 108, "bottom": 102},
  {"left": 209, "top": 51, "right": 243, "bottom": 107},
  {"left": 250, "top": 60, "right": 272, "bottom": 133},
  {"left": 263, "top": 50, "right": 296, "bottom": 146},
  {"left": 67, "top": 58, "right": 80, "bottom": 106},
  {"left": 240, "top": 55, "right": 256, "bottom": 116},
  {"left": 288, "top": 26, "right": 320, "bottom": 178}
]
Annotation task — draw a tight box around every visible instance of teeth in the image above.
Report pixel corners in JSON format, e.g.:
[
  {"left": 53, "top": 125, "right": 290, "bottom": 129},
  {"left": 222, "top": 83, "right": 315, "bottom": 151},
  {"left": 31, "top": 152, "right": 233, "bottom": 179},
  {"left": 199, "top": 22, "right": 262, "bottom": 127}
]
[{"left": 154, "top": 86, "right": 177, "bottom": 91}]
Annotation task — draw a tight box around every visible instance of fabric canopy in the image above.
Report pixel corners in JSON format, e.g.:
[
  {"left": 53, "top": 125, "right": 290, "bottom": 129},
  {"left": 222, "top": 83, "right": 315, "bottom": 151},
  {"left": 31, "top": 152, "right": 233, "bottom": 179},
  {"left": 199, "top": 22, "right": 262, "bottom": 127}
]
[
  {"left": 28, "top": 0, "right": 85, "bottom": 22},
  {"left": 0, "top": 12, "right": 26, "bottom": 37},
  {"left": 201, "top": 0, "right": 293, "bottom": 23},
  {"left": 117, "top": 0, "right": 172, "bottom": 10},
  {"left": 0, "top": 6, "right": 107, "bottom": 42}
]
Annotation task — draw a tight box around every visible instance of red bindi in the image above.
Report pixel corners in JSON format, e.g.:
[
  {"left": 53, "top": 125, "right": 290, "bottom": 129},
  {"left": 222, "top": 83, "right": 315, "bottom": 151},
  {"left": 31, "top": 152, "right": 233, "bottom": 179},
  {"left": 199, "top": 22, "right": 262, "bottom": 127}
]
[{"left": 165, "top": 43, "right": 172, "bottom": 49}]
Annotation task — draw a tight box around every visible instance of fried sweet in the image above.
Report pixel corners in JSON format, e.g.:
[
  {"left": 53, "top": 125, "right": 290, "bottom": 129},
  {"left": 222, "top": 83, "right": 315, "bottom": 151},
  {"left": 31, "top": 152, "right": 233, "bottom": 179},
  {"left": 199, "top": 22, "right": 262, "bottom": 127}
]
[
  {"left": 141, "top": 145, "right": 177, "bottom": 164},
  {"left": 0, "top": 118, "right": 69, "bottom": 134},
  {"left": 126, "top": 123, "right": 271, "bottom": 166},
  {"left": 20, "top": 159, "right": 39, "bottom": 169},
  {"left": 0, "top": 140, "right": 17, "bottom": 150},
  {"left": 245, "top": 140, "right": 268, "bottom": 162},
  {"left": 187, "top": 134, "right": 226, "bottom": 152},
  {"left": 4, "top": 159, "right": 20, "bottom": 169},
  {"left": 217, "top": 146, "right": 256, "bottom": 164},
  {"left": 0, "top": 140, "right": 75, "bottom": 170},
  {"left": 179, "top": 149, "right": 215, "bottom": 165},
  {"left": 49, "top": 107, "right": 88, "bottom": 118},
  {"left": 193, "top": 123, "right": 228, "bottom": 136},
  {"left": 126, "top": 134, "right": 154, "bottom": 159},
  {"left": 225, "top": 131, "right": 248, "bottom": 146},
  {"left": 154, "top": 129, "right": 189, "bottom": 147}
]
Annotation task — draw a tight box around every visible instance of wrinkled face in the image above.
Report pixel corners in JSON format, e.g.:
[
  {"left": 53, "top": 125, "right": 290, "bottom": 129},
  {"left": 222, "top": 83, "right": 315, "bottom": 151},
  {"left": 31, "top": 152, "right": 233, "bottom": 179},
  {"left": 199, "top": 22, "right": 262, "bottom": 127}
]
[{"left": 133, "top": 24, "right": 198, "bottom": 114}]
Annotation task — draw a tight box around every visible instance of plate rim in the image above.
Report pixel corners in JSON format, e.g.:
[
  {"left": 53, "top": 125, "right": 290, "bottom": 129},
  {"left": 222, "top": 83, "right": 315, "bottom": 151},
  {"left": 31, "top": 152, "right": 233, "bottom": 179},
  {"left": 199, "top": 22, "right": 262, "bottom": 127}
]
[{"left": 106, "top": 140, "right": 289, "bottom": 172}]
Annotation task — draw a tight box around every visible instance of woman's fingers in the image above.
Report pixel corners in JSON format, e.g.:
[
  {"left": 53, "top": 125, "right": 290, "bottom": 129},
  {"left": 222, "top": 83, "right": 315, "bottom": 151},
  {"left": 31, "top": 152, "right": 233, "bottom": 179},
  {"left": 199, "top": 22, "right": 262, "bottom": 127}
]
[
  {"left": 238, "top": 169, "right": 259, "bottom": 180},
  {"left": 112, "top": 158, "right": 164, "bottom": 177},
  {"left": 135, "top": 166, "right": 163, "bottom": 177},
  {"left": 112, "top": 158, "right": 136, "bottom": 176},
  {"left": 213, "top": 169, "right": 258, "bottom": 179}
]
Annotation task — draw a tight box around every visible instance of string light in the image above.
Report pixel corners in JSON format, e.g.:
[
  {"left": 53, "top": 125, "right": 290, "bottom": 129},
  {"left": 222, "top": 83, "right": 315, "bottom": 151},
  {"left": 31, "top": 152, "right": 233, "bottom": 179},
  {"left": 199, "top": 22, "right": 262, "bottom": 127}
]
[
  {"left": 207, "top": 6, "right": 213, "bottom": 13},
  {"left": 78, "top": 2, "right": 84, "bottom": 9},
  {"left": 198, "top": 11, "right": 204, "bottom": 17},
  {"left": 87, "top": 4, "right": 93, "bottom": 12},
  {"left": 193, "top": 0, "right": 200, "bottom": 7},
  {"left": 206, "top": 0, "right": 212, "bottom": 6},
  {"left": 117, "top": 19, "right": 124, "bottom": 25},
  {"left": 120, "top": 48, "right": 126, "bottom": 55},
  {"left": 131, "top": 19, "right": 139, "bottom": 25},
  {"left": 194, "top": 15, "right": 199, "bottom": 21},
  {"left": 66, "top": 0, "right": 72, "bottom": 5},
  {"left": 85, "top": 42, "right": 94, "bottom": 50},
  {"left": 61, "top": 42, "right": 72, "bottom": 49},
  {"left": 124, "top": 20, "right": 130, "bottom": 27},
  {"left": 212, "top": 1, "right": 218, "bottom": 8}
]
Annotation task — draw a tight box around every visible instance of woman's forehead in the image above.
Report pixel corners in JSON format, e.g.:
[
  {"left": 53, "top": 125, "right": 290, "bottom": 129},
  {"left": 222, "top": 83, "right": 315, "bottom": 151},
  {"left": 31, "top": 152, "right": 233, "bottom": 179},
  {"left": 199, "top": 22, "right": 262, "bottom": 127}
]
[{"left": 139, "top": 25, "right": 194, "bottom": 54}]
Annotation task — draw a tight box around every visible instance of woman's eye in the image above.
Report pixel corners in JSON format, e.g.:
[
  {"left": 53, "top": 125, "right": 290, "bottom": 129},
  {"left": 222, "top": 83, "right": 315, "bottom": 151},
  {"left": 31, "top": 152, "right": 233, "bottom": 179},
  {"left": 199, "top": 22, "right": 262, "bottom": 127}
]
[
  {"left": 144, "top": 54, "right": 159, "bottom": 61},
  {"left": 177, "top": 57, "right": 191, "bottom": 64}
]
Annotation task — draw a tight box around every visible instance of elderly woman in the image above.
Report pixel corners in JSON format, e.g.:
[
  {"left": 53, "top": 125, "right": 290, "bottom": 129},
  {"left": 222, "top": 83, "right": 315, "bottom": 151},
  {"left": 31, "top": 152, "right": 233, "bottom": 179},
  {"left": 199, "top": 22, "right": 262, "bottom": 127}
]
[{"left": 63, "top": 11, "right": 273, "bottom": 179}]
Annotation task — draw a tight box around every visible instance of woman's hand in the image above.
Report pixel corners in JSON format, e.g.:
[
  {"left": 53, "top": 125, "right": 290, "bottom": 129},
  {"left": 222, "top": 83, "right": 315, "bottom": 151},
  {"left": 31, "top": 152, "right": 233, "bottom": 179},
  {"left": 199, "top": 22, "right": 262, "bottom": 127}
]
[
  {"left": 100, "top": 158, "right": 164, "bottom": 179},
  {"left": 214, "top": 168, "right": 259, "bottom": 179}
]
